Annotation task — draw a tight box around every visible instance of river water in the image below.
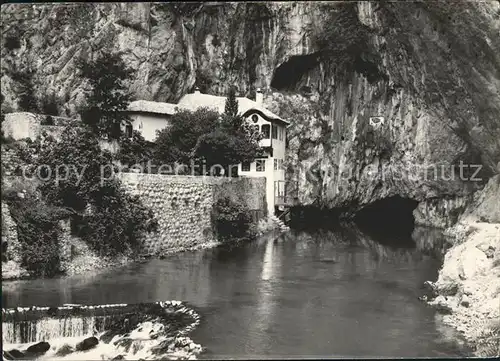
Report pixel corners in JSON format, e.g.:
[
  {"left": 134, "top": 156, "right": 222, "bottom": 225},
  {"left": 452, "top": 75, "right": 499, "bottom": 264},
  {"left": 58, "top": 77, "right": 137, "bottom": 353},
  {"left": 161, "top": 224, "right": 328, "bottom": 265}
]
[{"left": 2, "top": 227, "right": 471, "bottom": 358}]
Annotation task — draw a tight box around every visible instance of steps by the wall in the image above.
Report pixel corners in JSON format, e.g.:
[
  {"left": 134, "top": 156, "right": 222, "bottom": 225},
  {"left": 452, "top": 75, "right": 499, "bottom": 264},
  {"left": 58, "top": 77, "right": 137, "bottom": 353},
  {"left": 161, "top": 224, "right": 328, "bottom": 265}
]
[{"left": 269, "top": 214, "right": 290, "bottom": 232}]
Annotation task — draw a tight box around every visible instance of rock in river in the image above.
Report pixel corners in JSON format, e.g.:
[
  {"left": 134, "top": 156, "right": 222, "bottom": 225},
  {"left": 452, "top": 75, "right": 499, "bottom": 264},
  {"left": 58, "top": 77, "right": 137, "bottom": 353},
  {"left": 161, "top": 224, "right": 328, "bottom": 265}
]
[
  {"left": 26, "top": 341, "right": 50, "bottom": 354},
  {"left": 4, "top": 349, "right": 25, "bottom": 359},
  {"left": 55, "top": 344, "right": 74, "bottom": 357},
  {"left": 75, "top": 336, "right": 99, "bottom": 351}
]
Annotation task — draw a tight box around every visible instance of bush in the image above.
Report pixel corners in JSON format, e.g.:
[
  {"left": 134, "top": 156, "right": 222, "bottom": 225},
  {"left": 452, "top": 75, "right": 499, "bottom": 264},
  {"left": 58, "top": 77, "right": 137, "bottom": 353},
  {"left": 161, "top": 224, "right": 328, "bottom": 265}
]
[
  {"left": 4, "top": 187, "right": 70, "bottom": 277},
  {"left": 41, "top": 93, "right": 59, "bottom": 116},
  {"left": 79, "top": 179, "right": 158, "bottom": 255},
  {"left": 154, "top": 107, "right": 219, "bottom": 166},
  {"left": 193, "top": 126, "right": 260, "bottom": 173},
  {"left": 192, "top": 90, "right": 261, "bottom": 174},
  {"left": 212, "top": 197, "right": 254, "bottom": 243},
  {"left": 41, "top": 115, "right": 55, "bottom": 125},
  {"left": 13, "top": 69, "right": 39, "bottom": 113},
  {"left": 116, "top": 130, "right": 154, "bottom": 168},
  {"left": 35, "top": 126, "right": 158, "bottom": 256}
]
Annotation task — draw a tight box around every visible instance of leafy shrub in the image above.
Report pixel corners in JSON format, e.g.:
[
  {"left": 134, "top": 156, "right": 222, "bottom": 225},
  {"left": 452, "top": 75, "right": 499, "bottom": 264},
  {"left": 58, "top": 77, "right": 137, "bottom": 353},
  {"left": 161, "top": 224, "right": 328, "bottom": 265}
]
[
  {"left": 14, "top": 69, "right": 38, "bottom": 113},
  {"left": 154, "top": 107, "right": 219, "bottom": 167},
  {"left": 79, "top": 179, "right": 158, "bottom": 255},
  {"left": 192, "top": 89, "right": 261, "bottom": 174},
  {"left": 41, "top": 93, "right": 59, "bottom": 116},
  {"left": 212, "top": 197, "right": 254, "bottom": 243},
  {"left": 35, "top": 126, "right": 158, "bottom": 256},
  {"left": 195, "top": 68, "right": 213, "bottom": 93},
  {"left": 41, "top": 115, "right": 55, "bottom": 126},
  {"left": 193, "top": 126, "right": 260, "bottom": 173},
  {"left": 3, "top": 187, "right": 70, "bottom": 277},
  {"left": 10, "top": 133, "right": 58, "bottom": 167},
  {"left": 116, "top": 130, "right": 154, "bottom": 168}
]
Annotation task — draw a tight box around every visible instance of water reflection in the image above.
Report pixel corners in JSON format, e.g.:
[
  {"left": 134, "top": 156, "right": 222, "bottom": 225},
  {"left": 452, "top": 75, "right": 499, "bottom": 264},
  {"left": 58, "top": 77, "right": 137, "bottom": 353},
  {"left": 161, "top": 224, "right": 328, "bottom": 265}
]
[{"left": 2, "top": 226, "right": 470, "bottom": 358}]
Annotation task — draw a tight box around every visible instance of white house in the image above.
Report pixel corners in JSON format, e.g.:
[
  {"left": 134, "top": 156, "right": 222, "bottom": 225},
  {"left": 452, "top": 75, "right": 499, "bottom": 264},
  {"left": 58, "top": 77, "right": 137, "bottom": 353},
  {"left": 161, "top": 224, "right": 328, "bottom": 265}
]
[
  {"left": 127, "top": 88, "right": 292, "bottom": 215},
  {"left": 177, "top": 88, "right": 290, "bottom": 215},
  {"left": 126, "top": 100, "right": 180, "bottom": 141}
]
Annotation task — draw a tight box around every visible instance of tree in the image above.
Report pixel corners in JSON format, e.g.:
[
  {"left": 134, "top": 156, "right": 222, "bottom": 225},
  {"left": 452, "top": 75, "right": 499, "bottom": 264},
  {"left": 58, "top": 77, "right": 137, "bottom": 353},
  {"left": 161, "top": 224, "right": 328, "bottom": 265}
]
[
  {"left": 191, "top": 88, "right": 262, "bottom": 174},
  {"left": 78, "top": 52, "right": 134, "bottom": 140},
  {"left": 15, "top": 68, "right": 38, "bottom": 113},
  {"left": 116, "top": 130, "right": 154, "bottom": 167},
  {"left": 153, "top": 107, "right": 219, "bottom": 166},
  {"left": 224, "top": 86, "right": 239, "bottom": 117},
  {"left": 36, "top": 126, "right": 157, "bottom": 255},
  {"left": 212, "top": 197, "right": 254, "bottom": 243},
  {"left": 41, "top": 92, "right": 59, "bottom": 116},
  {"left": 193, "top": 128, "right": 260, "bottom": 172},
  {"left": 36, "top": 127, "right": 114, "bottom": 211}
]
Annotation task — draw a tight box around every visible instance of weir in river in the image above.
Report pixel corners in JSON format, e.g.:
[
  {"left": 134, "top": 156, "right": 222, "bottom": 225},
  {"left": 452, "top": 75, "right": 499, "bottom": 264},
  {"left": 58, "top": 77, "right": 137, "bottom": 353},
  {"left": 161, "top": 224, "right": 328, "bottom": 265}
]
[{"left": 2, "top": 301, "right": 203, "bottom": 360}]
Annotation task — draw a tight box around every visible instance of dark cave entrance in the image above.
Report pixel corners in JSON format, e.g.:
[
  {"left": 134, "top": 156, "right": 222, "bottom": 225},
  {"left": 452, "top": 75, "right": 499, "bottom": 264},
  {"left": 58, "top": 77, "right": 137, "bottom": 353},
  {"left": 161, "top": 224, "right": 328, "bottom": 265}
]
[
  {"left": 289, "top": 205, "right": 345, "bottom": 231},
  {"left": 270, "top": 54, "right": 320, "bottom": 91},
  {"left": 354, "top": 196, "right": 419, "bottom": 245}
]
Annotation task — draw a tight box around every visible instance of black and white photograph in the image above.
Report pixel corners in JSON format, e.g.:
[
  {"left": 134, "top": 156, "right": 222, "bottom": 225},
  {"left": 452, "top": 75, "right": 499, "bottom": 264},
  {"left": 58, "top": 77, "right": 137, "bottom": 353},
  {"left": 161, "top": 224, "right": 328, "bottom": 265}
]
[{"left": 1, "top": 1, "right": 499, "bottom": 359}]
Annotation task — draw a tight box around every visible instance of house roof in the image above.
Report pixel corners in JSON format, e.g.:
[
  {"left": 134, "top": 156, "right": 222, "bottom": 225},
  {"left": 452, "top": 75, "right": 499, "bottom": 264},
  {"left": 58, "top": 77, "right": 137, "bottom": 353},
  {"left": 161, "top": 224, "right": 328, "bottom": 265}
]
[
  {"left": 127, "top": 100, "right": 181, "bottom": 115},
  {"left": 177, "top": 93, "right": 290, "bottom": 125}
]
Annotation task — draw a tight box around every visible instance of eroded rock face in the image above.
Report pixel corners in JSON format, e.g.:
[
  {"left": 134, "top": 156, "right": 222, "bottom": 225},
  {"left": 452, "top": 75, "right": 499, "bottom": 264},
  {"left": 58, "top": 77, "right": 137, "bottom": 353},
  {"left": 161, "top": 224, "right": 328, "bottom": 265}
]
[
  {"left": 427, "top": 176, "right": 500, "bottom": 356},
  {"left": 1, "top": 2, "right": 499, "bottom": 223},
  {"left": 0, "top": 3, "right": 320, "bottom": 115},
  {"left": 265, "top": 1, "right": 500, "bottom": 223}
]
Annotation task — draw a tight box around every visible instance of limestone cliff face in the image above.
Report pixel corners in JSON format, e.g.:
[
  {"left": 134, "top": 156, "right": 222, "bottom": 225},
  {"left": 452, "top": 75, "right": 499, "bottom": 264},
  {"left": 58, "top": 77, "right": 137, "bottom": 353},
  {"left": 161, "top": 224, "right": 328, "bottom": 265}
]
[
  {"left": 2, "top": 2, "right": 499, "bottom": 226},
  {"left": 1, "top": 2, "right": 318, "bottom": 114},
  {"left": 266, "top": 1, "right": 500, "bottom": 226}
]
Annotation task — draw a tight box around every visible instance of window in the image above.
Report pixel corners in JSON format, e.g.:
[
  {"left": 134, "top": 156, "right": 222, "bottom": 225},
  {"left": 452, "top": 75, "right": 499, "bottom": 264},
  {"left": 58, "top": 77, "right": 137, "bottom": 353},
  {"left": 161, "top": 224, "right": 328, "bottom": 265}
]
[
  {"left": 261, "top": 124, "right": 270, "bottom": 139},
  {"left": 242, "top": 162, "right": 251, "bottom": 172},
  {"left": 251, "top": 114, "right": 259, "bottom": 123},
  {"left": 272, "top": 124, "right": 278, "bottom": 139},
  {"left": 278, "top": 126, "right": 283, "bottom": 141},
  {"left": 256, "top": 159, "right": 265, "bottom": 172},
  {"left": 274, "top": 159, "right": 278, "bottom": 170},
  {"left": 125, "top": 124, "right": 133, "bottom": 138}
]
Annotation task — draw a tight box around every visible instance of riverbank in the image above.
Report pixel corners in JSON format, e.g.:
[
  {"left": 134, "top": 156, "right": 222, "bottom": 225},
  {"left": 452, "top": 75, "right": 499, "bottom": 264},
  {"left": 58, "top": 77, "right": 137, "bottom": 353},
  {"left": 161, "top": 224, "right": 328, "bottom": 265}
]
[
  {"left": 426, "top": 177, "right": 500, "bottom": 357},
  {"left": 427, "top": 219, "right": 500, "bottom": 357},
  {"left": 2, "top": 215, "right": 285, "bottom": 281}
]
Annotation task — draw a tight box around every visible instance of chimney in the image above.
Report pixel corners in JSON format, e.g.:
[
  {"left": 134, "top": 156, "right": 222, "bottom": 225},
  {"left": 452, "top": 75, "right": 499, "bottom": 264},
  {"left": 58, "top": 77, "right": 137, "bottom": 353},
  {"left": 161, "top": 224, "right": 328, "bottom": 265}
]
[
  {"left": 194, "top": 86, "right": 201, "bottom": 94},
  {"left": 255, "top": 87, "right": 263, "bottom": 105}
]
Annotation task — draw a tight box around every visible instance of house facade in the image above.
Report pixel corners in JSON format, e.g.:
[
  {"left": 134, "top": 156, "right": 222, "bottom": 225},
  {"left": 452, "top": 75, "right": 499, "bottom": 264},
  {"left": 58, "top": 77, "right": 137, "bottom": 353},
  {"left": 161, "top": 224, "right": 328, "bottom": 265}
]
[
  {"left": 127, "top": 88, "right": 292, "bottom": 216},
  {"left": 126, "top": 100, "right": 179, "bottom": 141}
]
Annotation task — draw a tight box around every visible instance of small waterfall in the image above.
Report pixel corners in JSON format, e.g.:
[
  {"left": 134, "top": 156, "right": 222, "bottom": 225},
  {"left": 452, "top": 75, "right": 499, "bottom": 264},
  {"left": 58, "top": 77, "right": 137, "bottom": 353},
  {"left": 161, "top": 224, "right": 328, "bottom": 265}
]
[
  {"left": 2, "top": 302, "right": 204, "bottom": 360},
  {"left": 2, "top": 315, "right": 109, "bottom": 344}
]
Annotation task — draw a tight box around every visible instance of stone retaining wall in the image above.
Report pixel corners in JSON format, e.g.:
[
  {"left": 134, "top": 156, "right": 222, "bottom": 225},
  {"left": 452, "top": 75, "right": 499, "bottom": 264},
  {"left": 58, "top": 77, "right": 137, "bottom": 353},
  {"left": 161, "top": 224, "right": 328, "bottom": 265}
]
[{"left": 118, "top": 173, "right": 267, "bottom": 255}]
